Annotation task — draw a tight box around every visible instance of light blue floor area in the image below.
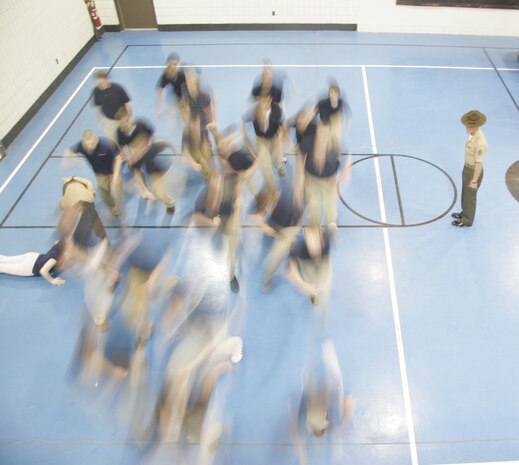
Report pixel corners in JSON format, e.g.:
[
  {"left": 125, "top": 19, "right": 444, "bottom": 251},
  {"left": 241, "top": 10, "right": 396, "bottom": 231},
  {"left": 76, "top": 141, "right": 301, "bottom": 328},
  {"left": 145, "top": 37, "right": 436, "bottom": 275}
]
[{"left": 1, "top": 30, "right": 519, "bottom": 465}]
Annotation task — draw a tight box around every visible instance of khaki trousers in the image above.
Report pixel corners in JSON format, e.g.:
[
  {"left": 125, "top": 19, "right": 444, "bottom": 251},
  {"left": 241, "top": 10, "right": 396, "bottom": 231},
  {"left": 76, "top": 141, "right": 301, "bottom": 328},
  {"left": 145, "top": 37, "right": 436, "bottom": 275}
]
[
  {"left": 264, "top": 225, "right": 301, "bottom": 284},
  {"left": 149, "top": 172, "right": 174, "bottom": 208},
  {"left": 101, "top": 116, "right": 120, "bottom": 143},
  {"left": 461, "top": 165, "right": 483, "bottom": 226},
  {"left": 256, "top": 135, "right": 282, "bottom": 195},
  {"left": 123, "top": 267, "right": 153, "bottom": 340},
  {"left": 304, "top": 172, "right": 337, "bottom": 226},
  {"left": 95, "top": 173, "right": 123, "bottom": 212}
]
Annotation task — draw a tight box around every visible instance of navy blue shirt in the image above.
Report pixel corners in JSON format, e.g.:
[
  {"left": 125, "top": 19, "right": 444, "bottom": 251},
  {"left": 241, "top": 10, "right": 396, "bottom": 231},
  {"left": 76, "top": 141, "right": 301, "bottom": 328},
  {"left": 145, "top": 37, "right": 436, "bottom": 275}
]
[
  {"left": 316, "top": 97, "right": 344, "bottom": 124},
  {"left": 93, "top": 83, "right": 130, "bottom": 120},
  {"left": 299, "top": 126, "right": 340, "bottom": 178},
  {"left": 243, "top": 103, "right": 283, "bottom": 139},
  {"left": 290, "top": 229, "right": 330, "bottom": 261},
  {"left": 71, "top": 137, "right": 119, "bottom": 175},
  {"left": 158, "top": 69, "right": 186, "bottom": 99},
  {"left": 32, "top": 242, "right": 63, "bottom": 276}
]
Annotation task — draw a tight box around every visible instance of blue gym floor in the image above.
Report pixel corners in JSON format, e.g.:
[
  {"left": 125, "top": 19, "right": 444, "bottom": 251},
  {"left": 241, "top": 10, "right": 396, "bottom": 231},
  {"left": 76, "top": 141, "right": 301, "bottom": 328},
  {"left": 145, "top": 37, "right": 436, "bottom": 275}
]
[{"left": 1, "top": 30, "right": 519, "bottom": 465}]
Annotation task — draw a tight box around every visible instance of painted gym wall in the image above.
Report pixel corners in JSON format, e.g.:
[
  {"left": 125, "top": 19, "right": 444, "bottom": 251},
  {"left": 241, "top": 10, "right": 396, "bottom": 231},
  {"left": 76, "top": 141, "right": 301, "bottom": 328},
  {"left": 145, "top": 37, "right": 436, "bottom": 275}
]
[
  {"left": 0, "top": 0, "right": 93, "bottom": 141},
  {"left": 151, "top": 0, "right": 519, "bottom": 36},
  {"left": 95, "top": 0, "right": 120, "bottom": 26}
]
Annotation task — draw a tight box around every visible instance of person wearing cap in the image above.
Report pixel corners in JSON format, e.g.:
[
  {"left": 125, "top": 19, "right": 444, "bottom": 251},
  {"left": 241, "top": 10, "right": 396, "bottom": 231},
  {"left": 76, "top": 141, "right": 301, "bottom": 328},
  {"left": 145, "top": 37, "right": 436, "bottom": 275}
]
[
  {"left": 451, "top": 110, "right": 488, "bottom": 227},
  {"left": 67, "top": 131, "right": 123, "bottom": 217},
  {"left": 93, "top": 71, "right": 132, "bottom": 142}
]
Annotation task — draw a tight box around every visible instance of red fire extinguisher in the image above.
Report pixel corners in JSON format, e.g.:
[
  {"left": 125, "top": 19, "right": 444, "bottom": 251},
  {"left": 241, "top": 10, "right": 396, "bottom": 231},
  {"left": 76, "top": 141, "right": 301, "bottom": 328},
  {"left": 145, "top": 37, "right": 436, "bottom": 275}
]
[{"left": 85, "top": 0, "right": 102, "bottom": 29}]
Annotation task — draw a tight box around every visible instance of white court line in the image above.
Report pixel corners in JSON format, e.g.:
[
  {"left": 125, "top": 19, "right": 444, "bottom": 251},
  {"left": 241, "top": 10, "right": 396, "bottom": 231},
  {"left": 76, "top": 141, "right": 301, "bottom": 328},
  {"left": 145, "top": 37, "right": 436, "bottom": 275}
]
[
  {"left": 0, "top": 67, "right": 96, "bottom": 196},
  {"left": 361, "top": 65, "right": 419, "bottom": 465},
  {"left": 2, "top": 61, "right": 512, "bottom": 197},
  {"left": 110, "top": 64, "right": 495, "bottom": 71}
]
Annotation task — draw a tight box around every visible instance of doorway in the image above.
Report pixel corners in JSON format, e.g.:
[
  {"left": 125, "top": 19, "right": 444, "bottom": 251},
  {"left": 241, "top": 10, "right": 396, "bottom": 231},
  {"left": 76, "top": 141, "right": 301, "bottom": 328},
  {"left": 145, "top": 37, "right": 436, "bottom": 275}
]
[{"left": 115, "top": 0, "right": 158, "bottom": 29}]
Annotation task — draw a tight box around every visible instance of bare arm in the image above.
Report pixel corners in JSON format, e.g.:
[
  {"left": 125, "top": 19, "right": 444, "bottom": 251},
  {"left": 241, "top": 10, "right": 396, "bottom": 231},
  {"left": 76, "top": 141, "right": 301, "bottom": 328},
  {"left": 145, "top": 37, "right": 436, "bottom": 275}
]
[
  {"left": 39, "top": 259, "right": 65, "bottom": 286},
  {"left": 131, "top": 168, "right": 155, "bottom": 200},
  {"left": 285, "top": 257, "right": 318, "bottom": 297}
]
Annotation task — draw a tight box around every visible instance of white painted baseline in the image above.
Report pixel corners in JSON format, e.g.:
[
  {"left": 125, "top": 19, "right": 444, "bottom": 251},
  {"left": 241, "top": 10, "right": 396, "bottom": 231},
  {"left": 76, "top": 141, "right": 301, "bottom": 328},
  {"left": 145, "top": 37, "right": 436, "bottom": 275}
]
[
  {"left": 361, "top": 64, "right": 419, "bottom": 465},
  {"left": 0, "top": 67, "right": 96, "bottom": 195}
]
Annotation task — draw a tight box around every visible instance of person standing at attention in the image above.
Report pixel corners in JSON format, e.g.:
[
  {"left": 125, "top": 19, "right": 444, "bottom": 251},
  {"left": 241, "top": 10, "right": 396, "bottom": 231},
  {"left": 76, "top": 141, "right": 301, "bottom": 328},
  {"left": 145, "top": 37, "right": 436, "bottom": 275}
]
[{"left": 451, "top": 110, "right": 488, "bottom": 228}]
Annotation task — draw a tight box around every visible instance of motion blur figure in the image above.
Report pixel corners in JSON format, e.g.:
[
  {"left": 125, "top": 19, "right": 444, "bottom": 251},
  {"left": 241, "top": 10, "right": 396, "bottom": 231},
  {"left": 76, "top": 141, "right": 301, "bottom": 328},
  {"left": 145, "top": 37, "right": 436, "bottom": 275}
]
[
  {"left": 316, "top": 82, "right": 350, "bottom": 152},
  {"left": 58, "top": 175, "right": 108, "bottom": 252},
  {"left": 285, "top": 224, "right": 336, "bottom": 311},
  {"left": 294, "top": 118, "right": 351, "bottom": 226},
  {"left": 242, "top": 95, "right": 288, "bottom": 198},
  {"left": 156, "top": 52, "right": 188, "bottom": 121},
  {"left": 156, "top": 290, "right": 243, "bottom": 465},
  {"left": 289, "top": 337, "right": 353, "bottom": 465},
  {"left": 181, "top": 65, "right": 217, "bottom": 180},
  {"left": 66, "top": 131, "right": 123, "bottom": 217},
  {"left": 257, "top": 183, "right": 303, "bottom": 291},
  {"left": 195, "top": 128, "right": 257, "bottom": 293},
  {"left": 117, "top": 110, "right": 176, "bottom": 214},
  {"left": 93, "top": 71, "right": 132, "bottom": 142}
]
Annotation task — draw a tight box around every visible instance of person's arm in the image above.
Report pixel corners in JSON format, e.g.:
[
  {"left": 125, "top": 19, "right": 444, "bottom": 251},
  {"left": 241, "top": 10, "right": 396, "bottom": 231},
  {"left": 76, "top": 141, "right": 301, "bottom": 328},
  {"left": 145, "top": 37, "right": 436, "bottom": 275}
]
[
  {"left": 285, "top": 257, "right": 318, "bottom": 297},
  {"left": 131, "top": 168, "right": 155, "bottom": 200},
  {"left": 39, "top": 259, "right": 65, "bottom": 286},
  {"left": 241, "top": 121, "right": 256, "bottom": 159},
  {"left": 294, "top": 152, "right": 306, "bottom": 211},
  {"left": 337, "top": 153, "right": 352, "bottom": 186},
  {"left": 469, "top": 162, "right": 483, "bottom": 189}
]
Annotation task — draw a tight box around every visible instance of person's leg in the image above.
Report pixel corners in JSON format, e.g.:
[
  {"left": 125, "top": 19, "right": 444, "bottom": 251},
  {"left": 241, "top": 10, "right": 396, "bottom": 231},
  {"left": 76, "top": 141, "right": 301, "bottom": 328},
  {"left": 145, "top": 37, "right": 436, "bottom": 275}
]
[
  {"left": 264, "top": 225, "right": 301, "bottom": 285},
  {"left": 95, "top": 174, "right": 115, "bottom": 209},
  {"left": 330, "top": 113, "right": 342, "bottom": 151},
  {"left": 149, "top": 172, "right": 175, "bottom": 210},
  {"left": 101, "top": 116, "right": 119, "bottom": 143},
  {"left": 304, "top": 173, "right": 322, "bottom": 225},
  {"left": 268, "top": 135, "right": 285, "bottom": 176},
  {"left": 461, "top": 166, "right": 476, "bottom": 225},
  {"left": 123, "top": 266, "right": 153, "bottom": 340},
  {"left": 256, "top": 136, "right": 278, "bottom": 195},
  {"left": 0, "top": 252, "right": 40, "bottom": 276},
  {"left": 322, "top": 176, "right": 338, "bottom": 226}
]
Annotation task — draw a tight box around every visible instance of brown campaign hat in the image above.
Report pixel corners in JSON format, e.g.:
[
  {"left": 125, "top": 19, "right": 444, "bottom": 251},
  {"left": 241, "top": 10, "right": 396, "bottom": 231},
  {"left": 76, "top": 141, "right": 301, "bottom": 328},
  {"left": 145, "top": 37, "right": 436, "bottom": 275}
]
[{"left": 461, "top": 110, "right": 487, "bottom": 128}]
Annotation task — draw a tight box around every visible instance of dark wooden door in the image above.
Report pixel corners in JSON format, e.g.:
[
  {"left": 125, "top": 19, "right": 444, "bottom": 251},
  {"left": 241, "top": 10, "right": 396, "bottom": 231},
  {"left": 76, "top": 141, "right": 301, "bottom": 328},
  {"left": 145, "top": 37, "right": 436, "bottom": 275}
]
[{"left": 116, "top": 0, "right": 158, "bottom": 29}]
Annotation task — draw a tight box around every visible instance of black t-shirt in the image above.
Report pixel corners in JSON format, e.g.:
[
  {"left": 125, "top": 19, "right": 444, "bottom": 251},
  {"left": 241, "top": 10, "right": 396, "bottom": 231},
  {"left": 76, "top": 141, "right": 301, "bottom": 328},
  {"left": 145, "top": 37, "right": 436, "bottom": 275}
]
[
  {"left": 268, "top": 188, "right": 302, "bottom": 230},
  {"left": 158, "top": 69, "right": 186, "bottom": 99},
  {"left": 71, "top": 137, "right": 119, "bottom": 175},
  {"left": 185, "top": 90, "right": 212, "bottom": 127},
  {"left": 317, "top": 98, "right": 344, "bottom": 123},
  {"left": 227, "top": 150, "right": 254, "bottom": 172},
  {"left": 133, "top": 142, "right": 169, "bottom": 174},
  {"left": 117, "top": 120, "right": 154, "bottom": 147},
  {"left": 290, "top": 229, "right": 330, "bottom": 261},
  {"left": 243, "top": 103, "right": 283, "bottom": 139},
  {"left": 93, "top": 83, "right": 130, "bottom": 120},
  {"left": 252, "top": 83, "right": 283, "bottom": 104},
  {"left": 299, "top": 125, "right": 340, "bottom": 178},
  {"left": 32, "top": 241, "right": 63, "bottom": 276}
]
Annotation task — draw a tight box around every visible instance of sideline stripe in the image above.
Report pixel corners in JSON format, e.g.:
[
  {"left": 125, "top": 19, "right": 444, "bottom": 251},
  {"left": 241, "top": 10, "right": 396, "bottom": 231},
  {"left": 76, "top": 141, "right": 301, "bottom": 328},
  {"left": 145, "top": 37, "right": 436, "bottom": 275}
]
[
  {"left": 108, "top": 64, "right": 496, "bottom": 71},
  {"left": 0, "top": 67, "right": 96, "bottom": 195},
  {"left": 361, "top": 65, "right": 419, "bottom": 465}
]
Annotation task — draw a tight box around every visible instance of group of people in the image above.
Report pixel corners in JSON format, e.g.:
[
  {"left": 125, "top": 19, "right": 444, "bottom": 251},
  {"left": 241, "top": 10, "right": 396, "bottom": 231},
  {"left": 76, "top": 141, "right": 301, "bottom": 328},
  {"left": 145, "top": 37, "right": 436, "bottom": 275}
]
[{"left": 3, "top": 52, "right": 489, "bottom": 464}]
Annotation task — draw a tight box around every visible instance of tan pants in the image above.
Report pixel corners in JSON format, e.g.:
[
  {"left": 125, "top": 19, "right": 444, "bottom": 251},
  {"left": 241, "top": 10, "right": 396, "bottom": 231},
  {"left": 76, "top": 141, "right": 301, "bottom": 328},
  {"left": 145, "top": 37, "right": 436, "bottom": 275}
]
[
  {"left": 256, "top": 135, "right": 282, "bottom": 195},
  {"left": 300, "top": 256, "right": 331, "bottom": 308},
  {"left": 123, "top": 267, "right": 153, "bottom": 340},
  {"left": 101, "top": 116, "right": 120, "bottom": 143},
  {"left": 304, "top": 172, "right": 337, "bottom": 225},
  {"left": 264, "top": 225, "right": 301, "bottom": 284},
  {"left": 149, "top": 172, "right": 174, "bottom": 208},
  {"left": 329, "top": 112, "right": 342, "bottom": 151},
  {"left": 221, "top": 206, "right": 241, "bottom": 280},
  {"left": 59, "top": 182, "right": 95, "bottom": 210},
  {"left": 95, "top": 173, "right": 123, "bottom": 212}
]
